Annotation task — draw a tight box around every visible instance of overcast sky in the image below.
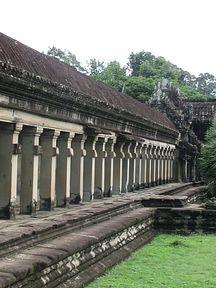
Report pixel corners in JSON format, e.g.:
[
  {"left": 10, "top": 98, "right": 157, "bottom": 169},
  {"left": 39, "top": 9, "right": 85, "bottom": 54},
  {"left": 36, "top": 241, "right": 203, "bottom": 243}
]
[{"left": 1, "top": 0, "right": 216, "bottom": 76}]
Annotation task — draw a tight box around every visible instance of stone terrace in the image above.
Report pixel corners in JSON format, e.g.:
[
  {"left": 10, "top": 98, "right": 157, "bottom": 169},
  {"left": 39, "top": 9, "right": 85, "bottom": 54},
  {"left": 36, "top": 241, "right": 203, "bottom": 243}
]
[{"left": 0, "top": 183, "right": 208, "bottom": 288}]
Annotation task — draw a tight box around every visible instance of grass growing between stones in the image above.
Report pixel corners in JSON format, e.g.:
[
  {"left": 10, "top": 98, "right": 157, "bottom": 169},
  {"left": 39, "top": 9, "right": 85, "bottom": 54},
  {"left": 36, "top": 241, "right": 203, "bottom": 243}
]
[{"left": 87, "top": 234, "right": 216, "bottom": 288}]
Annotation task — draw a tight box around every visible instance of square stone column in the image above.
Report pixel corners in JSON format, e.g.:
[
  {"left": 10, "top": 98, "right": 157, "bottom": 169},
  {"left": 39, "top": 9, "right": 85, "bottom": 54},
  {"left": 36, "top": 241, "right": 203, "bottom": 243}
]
[
  {"left": 141, "top": 144, "right": 148, "bottom": 188},
  {"left": 104, "top": 137, "right": 116, "bottom": 197},
  {"left": 122, "top": 141, "right": 132, "bottom": 193},
  {"left": 113, "top": 141, "right": 125, "bottom": 195},
  {"left": 56, "top": 132, "right": 75, "bottom": 207},
  {"left": 158, "top": 146, "right": 164, "bottom": 185},
  {"left": 147, "top": 145, "right": 153, "bottom": 187},
  {"left": 170, "top": 148, "right": 175, "bottom": 181},
  {"left": 70, "top": 134, "right": 87, "bottom": 203},
  {"left": 163, "top": 147, "right": 168, "bottom": 184},
  {"left": 151, "top": 145, "right": 157, "bottom": 186},
  {"left": 167, "top": 148, "right": 171, "bottom": 182},
  {"left": 94, "top": 136, "right": 108, "bottom": 199},
  {"left": 19, "top": 126, "right": 43, "bottom": 214},
  {"left": 83, "top": 135, "right": 98, "bottom": 201},
  {"left": 0, "top": 122, "right": 22, "bottom": 219},
  {"left": 154, "top": 146, "right": 160, "bottom": 186},
  {"left": 128, "top": 141, "right": 138, "bottom": 192},
  {"left": 135, "top": 143, "right": 143, "bottom": 190},
  {"left": 40, "top": 129, "right": 60, "bottom": 210}
]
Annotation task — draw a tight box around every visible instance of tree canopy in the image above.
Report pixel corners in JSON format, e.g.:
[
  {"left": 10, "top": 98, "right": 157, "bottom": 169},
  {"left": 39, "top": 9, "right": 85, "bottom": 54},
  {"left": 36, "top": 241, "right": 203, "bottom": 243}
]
[{"left": 46, "top": 47, "right": 216, "bottom": 102}]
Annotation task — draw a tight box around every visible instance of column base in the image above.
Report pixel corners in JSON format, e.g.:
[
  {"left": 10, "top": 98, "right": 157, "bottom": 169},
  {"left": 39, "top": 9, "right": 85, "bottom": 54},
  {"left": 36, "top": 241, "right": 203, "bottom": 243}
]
[
  {"left": 134, "top": 184, "right": 140, "bottom": 190},
  {"left": 83, "top": 191, "right": 92, "bottom": 202},
  {"left": 155, "top": 180, "right": 159, "bottom": 186},
  {"left": 94, "top": 188, "right": 104, "bottom": 200},
  {"left": 104, "top": 188, "right": 112, "bottom": 198},
  {"left": 150, "top": 181, "right": 156, "bottom": 187},
  {"left": 112, "top": 187, "right": 121, "bottom": 195},
  {"left": 0, "top": 202, "right": 20, "bottom": 219},
  {"left": 56, "top": 197, "right": 71, "bottom": 207},
  {"left": 0, "top": 205, "right": 10, "bottom": 219},
  {"left": 144, "top": 182, "right": 150, "bottom": 188},
  {"left": 70, "top": 194, "right": 81, "bottom": 204},
  {"left": 40, "top": 198, "right": 55, "bottom": 211}
]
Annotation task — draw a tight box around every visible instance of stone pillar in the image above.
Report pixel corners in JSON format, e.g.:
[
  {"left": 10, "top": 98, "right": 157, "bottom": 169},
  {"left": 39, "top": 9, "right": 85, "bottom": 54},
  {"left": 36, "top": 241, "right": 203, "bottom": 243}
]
[
  {"left": 142, "top": 144, "right": 148, "bottom": 188},
  {"left": 113, "top": 141, "right": 125, "bottom": 194},
  {"left": 56, "top": 132, "right": 74, "bottom": 207},
  {"left": 163, "top": 147, "right": 168, "bottom": 183},
  {"left": 40, "top": 129, "right": 60, "bottom": 210},
  {"left": 158, "top": 147, "right": 164, "bottom": 185},
  {"left": 151, "top": 145, "right": 157, "bottom": 186},
  {"left": 167, "top": 147, "right": 171, "bottom": 182},
  {"left": 148, "top": 145, "right": 153, "bottom": 187},
  {"left": 83, "top": 135, "right": 98, "bottom": 201},
  {"left": 0, "top": 122, "right": 22, "bottom": 219},
  {"left": 128, "top": 141, "right": 138, "bottom": 192},
  {"left": 189, "top": 155, "right": 196, "bottom": 182},
  {"left": 20, "top": 126, "right": 43, "bottom": 214},
  {"left": 192, "top": 156, "right": 197, "bottom": 182},
  {"left": 71, "top": 134, "right": 87, "bottom": 202},
  {"left": 134, "top": 143, "right": 143, "bottom": 190},
  {"left": 170, "top": 149, "right": 175, "bottom": 182},
  {"left": 155, "top": 146, "right": 160, "bottom": 186},
  {"left": 182, "top": 156, "right": 188, "bottom": 182},
  {"left": 104, "top": 137, "right": 116, "bottom": 197},
  {"left": 94, "top": 136, "right": 108, "bottom": 199},
  {"left": 122, "top": 141, "right": 132, "bottom": 193},
  {"left": 174, "top": 148, "right": 181, "bottom": 182}
]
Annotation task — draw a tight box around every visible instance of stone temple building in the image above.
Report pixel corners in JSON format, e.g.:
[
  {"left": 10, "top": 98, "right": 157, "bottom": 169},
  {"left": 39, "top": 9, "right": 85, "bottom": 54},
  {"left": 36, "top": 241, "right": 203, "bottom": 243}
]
[{"left": 0, "top": 32, "right": 199, "bottom": 219}]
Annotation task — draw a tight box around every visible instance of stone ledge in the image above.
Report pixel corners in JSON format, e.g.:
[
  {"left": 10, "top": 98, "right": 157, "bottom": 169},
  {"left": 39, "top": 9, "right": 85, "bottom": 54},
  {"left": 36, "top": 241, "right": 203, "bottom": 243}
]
[
  {"left": 141, "top": 186, "right": 207, "bottom": 208},
  {"left": 0, "top": 208, "right": 155, "bottom": 287}
]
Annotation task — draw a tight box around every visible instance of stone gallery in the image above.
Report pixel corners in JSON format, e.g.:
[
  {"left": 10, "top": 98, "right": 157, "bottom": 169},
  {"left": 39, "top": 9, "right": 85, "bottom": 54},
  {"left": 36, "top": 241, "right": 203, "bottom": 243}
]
[{"left": 0, "top": 33, "right": 213, "bottom": 287}]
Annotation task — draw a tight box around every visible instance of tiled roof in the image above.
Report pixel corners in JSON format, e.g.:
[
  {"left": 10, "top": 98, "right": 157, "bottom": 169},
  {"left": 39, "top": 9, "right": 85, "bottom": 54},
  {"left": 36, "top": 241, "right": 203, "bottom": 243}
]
[{"left": 0, "top": 32, "right": 176, "bottom": 131}]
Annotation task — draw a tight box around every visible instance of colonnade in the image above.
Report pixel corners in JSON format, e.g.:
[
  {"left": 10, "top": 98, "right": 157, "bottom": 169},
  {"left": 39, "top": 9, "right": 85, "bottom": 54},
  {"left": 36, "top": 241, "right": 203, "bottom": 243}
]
[{"left": 0, "top": 121, "right": 176, "bottom": 218}]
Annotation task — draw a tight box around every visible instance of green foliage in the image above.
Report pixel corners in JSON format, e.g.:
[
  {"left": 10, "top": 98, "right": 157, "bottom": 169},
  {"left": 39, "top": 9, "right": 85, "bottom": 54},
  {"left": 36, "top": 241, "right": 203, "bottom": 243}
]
[
  {"left": 128, "top": 51, "right": 155, "bottom": 76},
  {"left": 46, "top": 46, "right": 216, "bottom": 102},
  {"left": 47, "top": 46, "right": 86, "bottom": 73},
  {"left": 128, "top": 50, "right": 215, "bottom": 101},
  {"left": 200, "top": 119, "right": 216, "bottom": 193},
  {"left": 195, "top": 73, "right": 216, "bottom": 96},
  {"left": 88, "top": 234, "right": 216, "bottom": 288},
  {"left": 86, "top": 58, "right": 105, "bottom": 77},
  {"left": 125, "top": 76, "right": 155, "bottom": 102},
  {"left": 88, "top": 61, "right": 127, "bottom": 92}
]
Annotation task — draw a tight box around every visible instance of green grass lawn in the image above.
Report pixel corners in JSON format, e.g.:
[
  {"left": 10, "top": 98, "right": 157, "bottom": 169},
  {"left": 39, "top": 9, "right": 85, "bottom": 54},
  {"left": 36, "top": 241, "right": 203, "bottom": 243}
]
[{"left": 87, "top": 234, "right": 216, "bottom": 288}]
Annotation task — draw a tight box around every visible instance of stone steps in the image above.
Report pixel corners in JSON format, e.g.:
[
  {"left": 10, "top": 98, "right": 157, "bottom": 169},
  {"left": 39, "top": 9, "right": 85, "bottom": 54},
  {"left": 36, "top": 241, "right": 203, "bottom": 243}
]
[
  {"left": 141, "top": 185, "right": 207, "bottom": 208},
  {"left": 0, "top": 208, "right": 155, "bottom": 288},
  {"left": 0, "top": 182, "right": 206, "bottom": 287},
  {"left": 0, "top": 182, "right": 187, "bottom": 258},
  {"left": 0, "top": 199, "right": 142, "bottom": 258}
]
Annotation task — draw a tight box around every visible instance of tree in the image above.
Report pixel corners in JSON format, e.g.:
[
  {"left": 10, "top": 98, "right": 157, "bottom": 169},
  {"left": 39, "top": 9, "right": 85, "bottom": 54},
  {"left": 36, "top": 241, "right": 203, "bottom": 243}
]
[
  {"left": 88, "top": 61, "right": 127, "bottom": 92},
  {"left": 128, "top": 50, "right": 215, "bottom": 101},
  {"left": 200, "top": 119, "right": 216, "bottom": 193},
  {"left": 86, "top": 58, "right": 105, "bottom": 78},
  {"left": 128, "top": 51, "right": 154, "bottom": 76},
  {"left": 125, "top": 76, "right": 155, "bottom": 102},
  {"left": 46, "top": 46, "right": 86, "bottom": 73},
  {"left": 194, "top": 73, "right": 216, "bottom": 96}
]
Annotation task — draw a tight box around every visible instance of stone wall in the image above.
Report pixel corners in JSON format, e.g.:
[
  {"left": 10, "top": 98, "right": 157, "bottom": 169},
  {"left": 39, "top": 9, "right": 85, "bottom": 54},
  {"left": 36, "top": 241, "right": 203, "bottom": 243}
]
[
  {"left": 155, "top": 207, "right": 216, "bottom": 234},
  {"left": 0, "top": 208, "right": 155, "bottom": 288}
]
